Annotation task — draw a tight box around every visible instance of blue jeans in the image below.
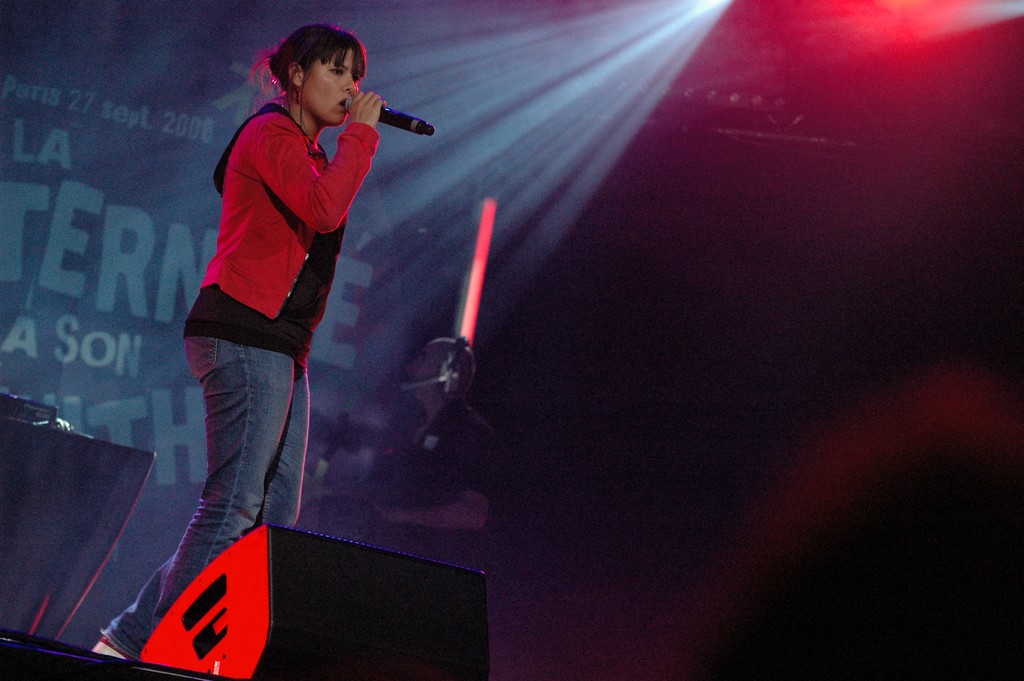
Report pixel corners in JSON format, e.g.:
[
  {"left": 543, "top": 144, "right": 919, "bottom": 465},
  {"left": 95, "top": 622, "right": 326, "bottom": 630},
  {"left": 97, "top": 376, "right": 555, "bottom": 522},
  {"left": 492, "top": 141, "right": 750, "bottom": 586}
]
[{"left": 102, "top": 337, "right": 309, "bottom": 657}]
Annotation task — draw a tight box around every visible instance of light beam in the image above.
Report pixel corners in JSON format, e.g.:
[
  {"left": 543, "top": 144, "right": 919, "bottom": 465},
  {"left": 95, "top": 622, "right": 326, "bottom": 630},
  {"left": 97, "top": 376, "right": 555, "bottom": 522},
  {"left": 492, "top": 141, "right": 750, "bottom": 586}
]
[{"left": 343, "top": 0, "right": 734, "bottom": 360}]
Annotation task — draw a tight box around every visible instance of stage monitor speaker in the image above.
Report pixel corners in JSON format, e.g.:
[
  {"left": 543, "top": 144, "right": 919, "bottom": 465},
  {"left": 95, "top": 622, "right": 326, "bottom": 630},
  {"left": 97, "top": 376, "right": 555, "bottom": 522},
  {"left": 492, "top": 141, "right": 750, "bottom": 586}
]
[
  {"left": 141, "top": 524, "right": 489, "bottom": 681},
  {"left": 0, "top": 416, "right": 155, "bottom": 638}
]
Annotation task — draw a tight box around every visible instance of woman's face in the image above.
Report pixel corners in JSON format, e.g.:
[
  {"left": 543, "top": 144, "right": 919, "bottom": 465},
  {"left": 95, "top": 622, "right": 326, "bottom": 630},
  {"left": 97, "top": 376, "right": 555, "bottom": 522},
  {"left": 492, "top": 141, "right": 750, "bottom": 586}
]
[{"left": 294, "top": 49, "right": 360, "bottom": 135}]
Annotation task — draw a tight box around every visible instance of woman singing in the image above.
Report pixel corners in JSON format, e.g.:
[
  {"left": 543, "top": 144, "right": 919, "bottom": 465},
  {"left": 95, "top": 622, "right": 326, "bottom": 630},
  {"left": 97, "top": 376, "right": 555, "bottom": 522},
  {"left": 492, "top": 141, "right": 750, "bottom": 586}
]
[{"left": 94, "top": 23, "right": 383, "bottom": 658}]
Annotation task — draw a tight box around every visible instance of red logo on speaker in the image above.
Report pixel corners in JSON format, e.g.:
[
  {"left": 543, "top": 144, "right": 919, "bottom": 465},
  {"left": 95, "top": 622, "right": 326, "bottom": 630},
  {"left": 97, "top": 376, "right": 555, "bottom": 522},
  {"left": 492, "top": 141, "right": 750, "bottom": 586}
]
[
  {"left": 142, "top": 527, "right": 272, "bottom": 678},
  {"left": 182, "top": 573, "right": 229, "bottom": 660}
]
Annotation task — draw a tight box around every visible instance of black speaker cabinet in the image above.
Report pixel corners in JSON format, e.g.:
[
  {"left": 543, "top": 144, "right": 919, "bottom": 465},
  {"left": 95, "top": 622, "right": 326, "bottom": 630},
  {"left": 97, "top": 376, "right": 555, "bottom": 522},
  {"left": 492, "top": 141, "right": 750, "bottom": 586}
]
[
  {"left": 0, "top": 416, "right": 154, "bottom": 638},
  {"left": 142, "top": 524, "right": 489, "bottom": 681}
]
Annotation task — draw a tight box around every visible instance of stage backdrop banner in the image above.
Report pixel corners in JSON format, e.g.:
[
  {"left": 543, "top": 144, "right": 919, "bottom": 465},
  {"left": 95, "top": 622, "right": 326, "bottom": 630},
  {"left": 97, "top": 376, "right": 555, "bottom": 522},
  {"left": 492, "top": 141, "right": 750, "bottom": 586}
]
[{"left": 2, "top": 5, "right": 428, "bottom": 481}]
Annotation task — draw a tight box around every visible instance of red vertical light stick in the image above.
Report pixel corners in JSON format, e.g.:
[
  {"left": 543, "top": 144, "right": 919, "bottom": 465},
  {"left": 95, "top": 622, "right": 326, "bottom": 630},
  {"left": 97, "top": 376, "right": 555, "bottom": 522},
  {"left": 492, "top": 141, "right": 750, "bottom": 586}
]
[{"left": 456, "top": 198, "right": 497, "bottom": 347}]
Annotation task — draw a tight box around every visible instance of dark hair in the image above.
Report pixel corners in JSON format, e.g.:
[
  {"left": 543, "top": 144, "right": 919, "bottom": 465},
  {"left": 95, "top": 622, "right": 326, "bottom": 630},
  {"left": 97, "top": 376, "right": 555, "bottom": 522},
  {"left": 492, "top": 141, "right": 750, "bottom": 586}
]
[{"left": 255, "top": 23, "right": 367, "bottom": 95}]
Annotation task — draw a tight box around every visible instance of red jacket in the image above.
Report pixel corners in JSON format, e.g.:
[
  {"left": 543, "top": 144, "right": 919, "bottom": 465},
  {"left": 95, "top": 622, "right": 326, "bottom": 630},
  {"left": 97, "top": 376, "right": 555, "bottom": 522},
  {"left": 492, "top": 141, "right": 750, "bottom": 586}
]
[{"left": 202, "top": 111, "right": 379, "bottom": 318}]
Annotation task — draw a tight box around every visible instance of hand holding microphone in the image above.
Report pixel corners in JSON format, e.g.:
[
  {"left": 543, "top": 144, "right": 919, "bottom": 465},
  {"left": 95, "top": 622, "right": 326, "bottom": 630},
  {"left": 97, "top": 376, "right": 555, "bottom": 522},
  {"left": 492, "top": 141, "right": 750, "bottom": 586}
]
[
  {"left": 344, "top": 91, "right": 385, "bottom": 128},
  {"left": 345, "top": 94, "right": 435, "bottom": 136}
]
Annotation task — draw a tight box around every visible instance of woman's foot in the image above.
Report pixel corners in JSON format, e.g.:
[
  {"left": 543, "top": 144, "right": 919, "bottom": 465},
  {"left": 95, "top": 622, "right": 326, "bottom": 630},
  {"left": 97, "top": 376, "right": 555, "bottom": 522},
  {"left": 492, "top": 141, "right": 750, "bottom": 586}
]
[{"left": 91, "top": 635, "right": 130, "bottom": 659}]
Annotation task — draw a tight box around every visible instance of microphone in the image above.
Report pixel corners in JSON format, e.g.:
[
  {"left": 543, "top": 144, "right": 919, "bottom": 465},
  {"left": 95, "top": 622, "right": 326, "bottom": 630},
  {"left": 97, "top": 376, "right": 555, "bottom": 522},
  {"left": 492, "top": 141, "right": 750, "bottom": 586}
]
[{"left": 345, "top": 97, "right": 435, "bottom": 136}]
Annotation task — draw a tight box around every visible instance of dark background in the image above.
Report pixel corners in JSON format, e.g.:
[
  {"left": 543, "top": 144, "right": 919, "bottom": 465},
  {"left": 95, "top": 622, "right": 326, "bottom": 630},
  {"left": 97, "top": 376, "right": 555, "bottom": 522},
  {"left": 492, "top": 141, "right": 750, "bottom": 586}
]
[{"left": 467, "top": 7, "right": 1023, "bottom": 678}]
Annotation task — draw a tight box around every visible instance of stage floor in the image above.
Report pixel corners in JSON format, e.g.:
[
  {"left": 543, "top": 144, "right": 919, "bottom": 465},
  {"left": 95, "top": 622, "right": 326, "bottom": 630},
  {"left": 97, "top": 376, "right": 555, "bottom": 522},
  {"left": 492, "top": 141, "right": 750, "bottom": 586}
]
[{"left": 0, "top": 630, "right": 222, "bottom": 680}]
